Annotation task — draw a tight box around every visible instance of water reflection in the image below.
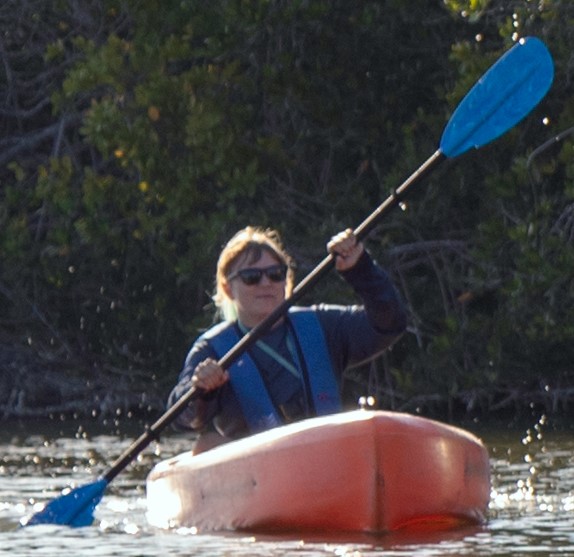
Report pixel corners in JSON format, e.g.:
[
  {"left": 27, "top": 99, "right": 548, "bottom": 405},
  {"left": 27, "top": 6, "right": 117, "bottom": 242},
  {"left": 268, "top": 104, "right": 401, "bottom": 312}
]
[{"left": 0, "top": 415, "right": 572, "bottom": 556}]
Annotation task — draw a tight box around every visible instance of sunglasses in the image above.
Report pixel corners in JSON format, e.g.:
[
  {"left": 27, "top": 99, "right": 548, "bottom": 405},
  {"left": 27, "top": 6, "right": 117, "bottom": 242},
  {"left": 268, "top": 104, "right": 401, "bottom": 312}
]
[{"left": 228, "top": 264, "right": 288, "bottom": 286}]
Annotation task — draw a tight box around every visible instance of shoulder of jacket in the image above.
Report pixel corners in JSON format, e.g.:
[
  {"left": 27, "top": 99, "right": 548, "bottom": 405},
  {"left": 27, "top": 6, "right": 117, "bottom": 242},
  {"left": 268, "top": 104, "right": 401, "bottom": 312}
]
[{"left": 199, "top": 320, "right": 235, "bottom": 340}]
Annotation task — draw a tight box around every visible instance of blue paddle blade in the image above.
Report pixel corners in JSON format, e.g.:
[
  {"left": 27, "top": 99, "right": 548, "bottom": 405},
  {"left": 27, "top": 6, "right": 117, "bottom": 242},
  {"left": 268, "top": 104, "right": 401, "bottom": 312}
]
[
  {"left": 440, "top": 36, "right": 554, "bottom": 158},
  {"left": 22, "top": 478, "right": 108, "bottom": 527}
]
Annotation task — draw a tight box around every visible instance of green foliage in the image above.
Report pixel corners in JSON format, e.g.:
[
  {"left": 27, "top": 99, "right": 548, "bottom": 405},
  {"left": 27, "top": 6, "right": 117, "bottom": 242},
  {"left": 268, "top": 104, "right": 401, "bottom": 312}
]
[
  {"left": 389, "top": 0, "right": 574, "bottom": 410},
  {"left": 2, "top": 0, "right": 574, "bottom": 416}
]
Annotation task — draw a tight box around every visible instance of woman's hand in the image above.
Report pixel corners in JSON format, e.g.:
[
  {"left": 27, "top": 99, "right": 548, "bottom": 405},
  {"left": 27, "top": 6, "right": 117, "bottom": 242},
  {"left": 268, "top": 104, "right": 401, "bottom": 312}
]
[
  {"left": 327, "top": 228, "right": 364, "bottom": 271},
  {"left": 191, "top": 358, "right": 230, "bottom": 392}
]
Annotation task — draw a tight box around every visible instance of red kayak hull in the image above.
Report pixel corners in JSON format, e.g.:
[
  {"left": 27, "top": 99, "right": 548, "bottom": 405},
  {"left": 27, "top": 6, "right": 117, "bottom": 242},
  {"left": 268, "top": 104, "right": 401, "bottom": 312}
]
[{"left": 146, "top": 410, "right": 490, "bottom": 533}]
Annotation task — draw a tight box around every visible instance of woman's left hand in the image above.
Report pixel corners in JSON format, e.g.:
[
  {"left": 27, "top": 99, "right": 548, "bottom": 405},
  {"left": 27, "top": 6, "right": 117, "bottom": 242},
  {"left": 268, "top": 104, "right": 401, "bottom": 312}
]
[{"left": 327, "top": 228, "right": 364, "bottom": 271}]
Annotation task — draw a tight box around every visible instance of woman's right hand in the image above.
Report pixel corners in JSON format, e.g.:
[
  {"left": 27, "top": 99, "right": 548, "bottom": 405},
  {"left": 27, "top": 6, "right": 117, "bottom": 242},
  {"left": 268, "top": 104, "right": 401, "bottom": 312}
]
[{"left": 191, "top": 358, "right": 230, "bottom": 392}]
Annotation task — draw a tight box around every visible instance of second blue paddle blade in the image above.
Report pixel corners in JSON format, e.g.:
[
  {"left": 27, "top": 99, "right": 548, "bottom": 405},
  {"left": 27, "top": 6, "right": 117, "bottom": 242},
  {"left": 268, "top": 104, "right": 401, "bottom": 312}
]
[
  {"left": 440, "top": 36, "right": 554, "bottom": 158},
  {"left": 23, "top": 478, "right": 108, "bottom": 527}
]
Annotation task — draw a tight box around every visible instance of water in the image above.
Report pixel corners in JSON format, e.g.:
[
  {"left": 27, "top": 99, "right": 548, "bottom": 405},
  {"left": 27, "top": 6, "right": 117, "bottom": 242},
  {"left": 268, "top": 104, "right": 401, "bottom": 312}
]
[{"left": 0, "top": 414, "right": 573, "bottom": 556}]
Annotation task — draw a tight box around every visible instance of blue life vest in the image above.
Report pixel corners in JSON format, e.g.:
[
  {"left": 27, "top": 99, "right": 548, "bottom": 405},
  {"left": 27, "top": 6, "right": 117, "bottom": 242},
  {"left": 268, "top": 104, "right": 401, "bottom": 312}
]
[{"left": 202, "top": 307, "right": 342, "bottom": 432}]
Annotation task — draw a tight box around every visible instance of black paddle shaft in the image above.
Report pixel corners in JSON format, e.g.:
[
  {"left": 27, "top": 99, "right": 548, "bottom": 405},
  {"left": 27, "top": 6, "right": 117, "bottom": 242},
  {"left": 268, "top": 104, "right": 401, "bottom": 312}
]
[
  {"left": 25, "top": 38, "right": 554, "bottom": 528},
  {"left": 102, "top": 149, "right": 445, "bottom": 484}
]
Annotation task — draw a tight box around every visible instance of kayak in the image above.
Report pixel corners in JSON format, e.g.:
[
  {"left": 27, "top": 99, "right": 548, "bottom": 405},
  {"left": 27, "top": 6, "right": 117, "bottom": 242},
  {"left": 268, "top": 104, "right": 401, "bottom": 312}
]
[{"left": 146, "top": 409, "right": 490, "bottom": 534}]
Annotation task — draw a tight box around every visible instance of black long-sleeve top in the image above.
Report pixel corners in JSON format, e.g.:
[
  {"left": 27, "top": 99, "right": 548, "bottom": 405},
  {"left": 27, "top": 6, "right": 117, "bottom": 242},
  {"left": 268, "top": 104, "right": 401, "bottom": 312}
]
[{"left": 167, "top": 251, "right": 407, "bottom": 439}]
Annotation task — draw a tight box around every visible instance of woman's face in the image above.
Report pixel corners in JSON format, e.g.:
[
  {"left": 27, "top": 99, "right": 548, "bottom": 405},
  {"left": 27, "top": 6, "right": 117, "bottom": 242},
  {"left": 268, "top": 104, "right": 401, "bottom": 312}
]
[{"left": 224, "top": 250, "right": 287, "bottom": 327}]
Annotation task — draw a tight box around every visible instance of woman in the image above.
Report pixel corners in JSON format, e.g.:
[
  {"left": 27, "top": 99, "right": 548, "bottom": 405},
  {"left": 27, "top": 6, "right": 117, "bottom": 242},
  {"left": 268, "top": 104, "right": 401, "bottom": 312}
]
[{"left": 168, "top": 226, "right": 407, "bottom": 453}]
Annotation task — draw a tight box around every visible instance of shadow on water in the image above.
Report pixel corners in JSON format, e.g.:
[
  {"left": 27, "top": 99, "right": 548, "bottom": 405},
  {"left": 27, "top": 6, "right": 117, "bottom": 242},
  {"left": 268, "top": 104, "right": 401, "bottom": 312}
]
[{"left": 232, "top": 522, "right": 487, "bottom": 548}]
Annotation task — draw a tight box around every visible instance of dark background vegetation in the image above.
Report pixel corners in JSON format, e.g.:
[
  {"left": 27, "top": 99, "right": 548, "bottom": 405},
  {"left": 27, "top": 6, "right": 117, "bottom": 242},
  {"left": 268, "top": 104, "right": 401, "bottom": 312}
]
[{"left": 1, "top": 0, "right": 573, "bottom": 425}]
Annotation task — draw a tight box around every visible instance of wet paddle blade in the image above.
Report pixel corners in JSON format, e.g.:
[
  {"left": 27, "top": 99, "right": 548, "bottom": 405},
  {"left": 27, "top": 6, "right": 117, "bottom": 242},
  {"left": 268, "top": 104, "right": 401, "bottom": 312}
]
[
  {"left": 440, "top": 36, "right": 554, "bottom": 158},
  {"left": 22, "top": 478, "right": 108, "bottom": 527}
]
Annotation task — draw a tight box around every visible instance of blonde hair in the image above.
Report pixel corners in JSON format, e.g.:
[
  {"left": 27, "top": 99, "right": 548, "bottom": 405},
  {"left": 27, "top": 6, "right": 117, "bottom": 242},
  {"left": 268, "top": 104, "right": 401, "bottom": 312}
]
[{"left": 213, "top": 226, "right": 295, "bottom": 321}]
